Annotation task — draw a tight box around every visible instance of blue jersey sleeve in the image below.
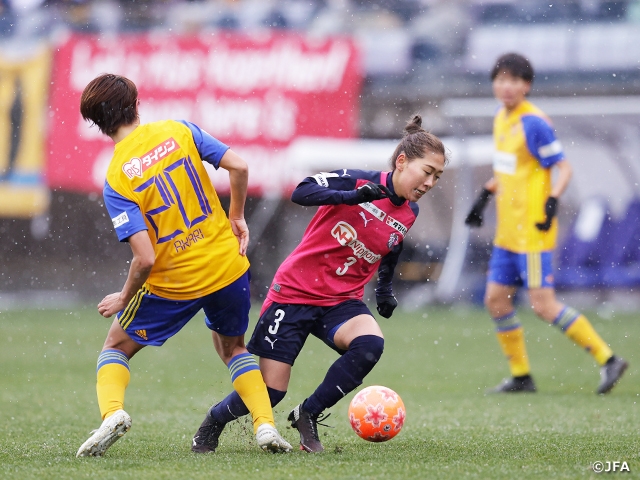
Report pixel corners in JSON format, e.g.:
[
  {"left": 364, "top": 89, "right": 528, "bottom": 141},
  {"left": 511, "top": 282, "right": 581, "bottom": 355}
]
[
  {"left": 103, "top": 182, "right": 148, "bottom": 242},
  {"left": 522, "top": 115, "right": 565, "bottom": 168},
  {"left": 178, "top": 120, "right": 230, "bottom": 169}
]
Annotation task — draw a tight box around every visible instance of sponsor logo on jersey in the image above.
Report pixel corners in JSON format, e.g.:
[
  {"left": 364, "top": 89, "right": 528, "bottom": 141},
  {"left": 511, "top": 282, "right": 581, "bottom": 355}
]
[
  {"left": 332, "top": 221, "right": 357, "bottom": 245},
  {"left": 359, "top": 211, "right": 373, "bottom": 227},
  {"left": 134, "top": 329, "right": 148, "bottom": 341},
  {"left": 493, "top": 151, "right": 517, "bottom": 175},
  {"left": 272, "top": 283, "right": 281, "bottom": 293},
  {"left": 112, "top": 211, "right": 130, "bottom": 228},
  {"left": 122, "top": 137, "right": 179, "bottom": 179},
  {"left": 312, "top": 171, "right": 339, "bottom": 187},
  {"left": 385, "top": 215, "right": 408, "bottom": 236},
  {"left": 331, "top": 221, "right": 381, "bottom": 264},
  {"left": 122, "top": 157, "right": 142, "bottom": 179},
  {"left": 387, "top": 232, "right": 399, "bottom": 249},
  {"left": 360, "top": 202, "right": 386, "bottom": 221}
]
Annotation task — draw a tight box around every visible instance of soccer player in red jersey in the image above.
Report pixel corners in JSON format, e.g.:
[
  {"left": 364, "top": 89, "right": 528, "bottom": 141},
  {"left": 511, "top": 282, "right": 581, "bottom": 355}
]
[
  {"left": 76, "top": 74, "right": 291, "bottom": 457},
  {"left": 192, "top": 115, "right": 448, "bottom": 453}
]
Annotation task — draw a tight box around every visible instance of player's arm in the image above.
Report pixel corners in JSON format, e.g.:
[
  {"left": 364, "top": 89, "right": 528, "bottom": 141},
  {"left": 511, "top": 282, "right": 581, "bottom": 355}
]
[
  {"left": 100, "top": 182, "right": 154, "bottom": 317},
  {"left": 219, "top": 149, "right": 249, "bottom": 256},
  {"left": 523, "top": 115, "right": 571, "bottom": 231},
  {"left": 98, "top": 230, "right": 155, "bottom": 318},
  {"left": 465, "top": 177, "right": 496, "bottom": 227},
  {"left": 483, "top": 177, "right": 497, "bottom": 194},
  {"left": 180, "top": 121, "right": 250, "bottom": 255},
  {"left": 550, "top": 159, "right": 572, "bottom": 198},
  {"left": 374, "top": 242, "right": 403, "bottom": 318},
  {"left": 291, "top": 170, "right": 390, "bottom": 206},
  {"left": 534, "top": 159, "right": 572, "bottom": 231}
]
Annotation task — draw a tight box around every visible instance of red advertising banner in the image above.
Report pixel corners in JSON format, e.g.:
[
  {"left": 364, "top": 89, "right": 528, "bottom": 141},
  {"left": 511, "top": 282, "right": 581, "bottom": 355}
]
[{"left": 47, "top": 32, "right": 361, "bottom": 195}]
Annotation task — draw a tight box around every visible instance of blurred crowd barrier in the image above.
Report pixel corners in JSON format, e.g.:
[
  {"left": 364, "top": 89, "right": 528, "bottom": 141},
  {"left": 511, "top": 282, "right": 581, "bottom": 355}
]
[
  {"left": 0, "top": 48, "right": 50, "bottom": 217},
  {"left": 47, "top": 32, "right": 361, "bottom": 196}
]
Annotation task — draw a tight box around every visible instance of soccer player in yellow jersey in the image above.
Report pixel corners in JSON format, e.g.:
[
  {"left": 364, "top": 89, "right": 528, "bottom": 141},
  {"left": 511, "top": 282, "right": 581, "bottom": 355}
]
[
  {"left": 465, "top": 53, "right": 628, "bottom": 394},
  {"left": 76, "top": 74, "right": 291, "bottom": 457}
]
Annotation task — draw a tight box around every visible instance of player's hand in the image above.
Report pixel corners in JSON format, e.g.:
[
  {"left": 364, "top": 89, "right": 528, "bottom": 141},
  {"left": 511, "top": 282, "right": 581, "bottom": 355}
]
[
  {"left": 356, "top": 182, "right": 392, "bottom": 204},
  {"left": 98, "top": 292, "right": 128, "bottom": 318},
  {"left": 230, "top": 217, "right": 249, "bottom": 255},
  {"left": 535, "top": 196, "right": 558, "bottom": 231},
  {"left": 376, "top": 294, "right": 398, "bottom": 318},
  {"left": 465, "top": 188, "right": 492, "bottom": 228}
]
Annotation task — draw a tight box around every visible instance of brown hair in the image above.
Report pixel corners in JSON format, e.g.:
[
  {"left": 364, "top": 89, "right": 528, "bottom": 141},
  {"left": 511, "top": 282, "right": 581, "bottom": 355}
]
[
  {"left": 389, "top": 115, "right": 448, "bottom": 169},
  {"left": 80, "top": 74, "right": 139, "bottom": 137}
]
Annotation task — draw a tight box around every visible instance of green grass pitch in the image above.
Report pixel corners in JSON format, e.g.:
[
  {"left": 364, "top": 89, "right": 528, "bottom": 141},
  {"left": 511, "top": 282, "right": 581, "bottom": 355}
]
[{"left": 0, "top": 305, "right": 638, "bottom": 479}]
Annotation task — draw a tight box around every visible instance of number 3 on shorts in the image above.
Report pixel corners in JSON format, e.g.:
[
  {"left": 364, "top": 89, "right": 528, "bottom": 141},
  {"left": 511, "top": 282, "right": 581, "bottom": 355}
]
[{"left": 268, "top": 309, "right": 285, "bottom": 334}]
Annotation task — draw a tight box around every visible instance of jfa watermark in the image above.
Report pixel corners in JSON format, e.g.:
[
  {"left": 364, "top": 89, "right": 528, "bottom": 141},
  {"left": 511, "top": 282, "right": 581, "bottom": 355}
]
[{"left": 593, "top": 461, "right": 630, "bottom": 473}]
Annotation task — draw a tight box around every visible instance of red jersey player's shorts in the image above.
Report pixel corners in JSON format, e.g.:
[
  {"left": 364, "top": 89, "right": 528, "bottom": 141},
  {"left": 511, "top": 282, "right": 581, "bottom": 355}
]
[
  {"left": 116, "top": 271, "right": 251, "bottom": 346},
  {"left": 247, "top": 299, "right": 372, "bottom": 365}
]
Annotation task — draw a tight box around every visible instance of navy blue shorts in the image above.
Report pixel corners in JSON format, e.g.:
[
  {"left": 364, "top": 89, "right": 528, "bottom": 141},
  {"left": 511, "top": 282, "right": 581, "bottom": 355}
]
[
  {"left": 117, "top": 270, "right": 251, "bottom": 346},
  {"left": 247, "top": 299, "right": 373, "bottom": 366}
]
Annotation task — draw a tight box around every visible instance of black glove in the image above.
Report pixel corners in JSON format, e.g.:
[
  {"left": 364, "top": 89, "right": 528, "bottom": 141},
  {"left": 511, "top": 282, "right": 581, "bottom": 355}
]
[
  {"left": 535, "top": 196, "right": 558, "bottom": 231},
  {"left": 355, "top": 182, "right": 392, "bottom": 203},
  {"left": 376, "top": 294, "right": 398, "bottom": 318},
  {"left": 465, "top": 188, "right": 493, "bottom": 227}
]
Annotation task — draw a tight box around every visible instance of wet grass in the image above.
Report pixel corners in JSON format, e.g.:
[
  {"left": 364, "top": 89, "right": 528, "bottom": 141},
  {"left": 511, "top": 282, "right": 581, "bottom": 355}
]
[{"left": 0, "top": 305, "right": 638, "bottom": 479}]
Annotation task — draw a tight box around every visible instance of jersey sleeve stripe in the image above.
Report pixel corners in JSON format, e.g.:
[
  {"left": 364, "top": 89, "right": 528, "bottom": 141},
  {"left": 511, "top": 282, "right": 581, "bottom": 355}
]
[{"left": 538, "top": 140, "right": 563, "bottom": 159}]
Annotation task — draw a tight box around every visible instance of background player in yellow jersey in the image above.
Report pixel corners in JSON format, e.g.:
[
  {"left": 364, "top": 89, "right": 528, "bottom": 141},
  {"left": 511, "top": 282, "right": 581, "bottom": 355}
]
[
  {"left": 76, "top": 73, "right": 291, "bottom": 457},
  {"left": 465, "top": 53, "right": 628, "bottom": 394}
]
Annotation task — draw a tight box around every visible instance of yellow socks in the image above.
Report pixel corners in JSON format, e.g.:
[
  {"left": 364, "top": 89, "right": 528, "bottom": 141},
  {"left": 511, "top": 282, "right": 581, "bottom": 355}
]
[
  {"left": 493, "top": 307, "right": 613, "bottom": 378},
  {"left": 493, "top": 313, "right": 531, "bottom": 377},
  {"left": 229, "top": 353, "right": 274, "bottom": 434},
  {"left": 554, "top": 307, "right": 613, "bottom": 365},
  {"left": 96, "top": 349, "right": 130, "bottom": 420}
]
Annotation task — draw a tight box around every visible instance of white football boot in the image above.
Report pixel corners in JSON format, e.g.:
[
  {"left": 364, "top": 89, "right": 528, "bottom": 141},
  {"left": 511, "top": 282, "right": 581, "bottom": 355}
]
[
  {"left": 255, "top": 423, "right": 292, "bottom": 453},
  {"left": 76, "top": 409, "right": 132, "bottom": 457}
]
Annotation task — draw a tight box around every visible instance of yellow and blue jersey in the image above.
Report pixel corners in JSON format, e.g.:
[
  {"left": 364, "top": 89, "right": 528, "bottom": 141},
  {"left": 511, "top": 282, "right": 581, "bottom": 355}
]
[
  {"left": 103, "top": 120, "right": 249, "bottom": 300},
  {"left": 492, "top": 100, "right": 564, "bottom": 253}
]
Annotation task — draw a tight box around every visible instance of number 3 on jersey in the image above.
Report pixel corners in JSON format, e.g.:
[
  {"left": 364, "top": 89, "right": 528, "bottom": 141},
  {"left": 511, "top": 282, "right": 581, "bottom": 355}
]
[
  {"left": 336, "top": 256, "right": 357, "bottom": 276},
  {"left": 268, "top": 309, "right": 285, "bottom": 334}
]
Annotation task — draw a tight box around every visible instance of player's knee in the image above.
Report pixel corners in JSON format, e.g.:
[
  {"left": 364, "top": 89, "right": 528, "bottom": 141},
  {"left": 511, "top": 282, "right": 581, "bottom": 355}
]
[
  {"left": 484, "top": 290, "right": 497, "bottom": 312},
  {"left": 530, "top": 302, "right": 545, "bottom": 318},
  {"left": 530, "top": 302, "right": 556, "bottom": 323},
  {"left": 485, "top": 292, "right": 510, "bottom": 317},
  {"left": 350, "top": 335, "right": 384, "bottom": 367}
]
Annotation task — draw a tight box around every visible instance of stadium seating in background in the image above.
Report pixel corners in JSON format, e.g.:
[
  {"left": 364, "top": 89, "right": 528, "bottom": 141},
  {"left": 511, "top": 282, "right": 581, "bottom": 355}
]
[
  {"left": 556, "top": 197, "right": 611, "bottom": 289},
  {"left": 600, "top": 198, "right": 640, "bottom": 287},
  {"left": 556, "top": 197, "right": 640, "bottom": 289}
]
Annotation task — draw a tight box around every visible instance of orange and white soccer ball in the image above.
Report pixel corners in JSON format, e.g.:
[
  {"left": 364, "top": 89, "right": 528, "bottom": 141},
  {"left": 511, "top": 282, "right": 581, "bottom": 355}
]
[{"left": 348, "top": 385, "right": 405, "bottom": 442}]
